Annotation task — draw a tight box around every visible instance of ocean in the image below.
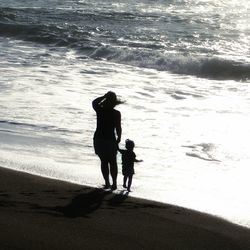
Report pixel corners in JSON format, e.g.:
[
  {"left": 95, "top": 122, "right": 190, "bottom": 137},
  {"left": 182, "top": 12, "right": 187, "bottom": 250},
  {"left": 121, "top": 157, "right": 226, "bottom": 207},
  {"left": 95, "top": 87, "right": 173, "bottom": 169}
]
[{"left": 0, "top": 0, "right": 249, "bottom": 228}]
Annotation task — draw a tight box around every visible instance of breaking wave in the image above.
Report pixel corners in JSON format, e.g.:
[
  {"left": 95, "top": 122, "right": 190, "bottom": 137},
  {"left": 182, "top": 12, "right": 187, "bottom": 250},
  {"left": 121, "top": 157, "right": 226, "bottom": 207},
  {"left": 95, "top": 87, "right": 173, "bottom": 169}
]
[
  {"left": 90, "top": 46, "right": 250, "bottom": 81},
  {"left": 0, "top": 6, "right": 249, "bottom": 81}
]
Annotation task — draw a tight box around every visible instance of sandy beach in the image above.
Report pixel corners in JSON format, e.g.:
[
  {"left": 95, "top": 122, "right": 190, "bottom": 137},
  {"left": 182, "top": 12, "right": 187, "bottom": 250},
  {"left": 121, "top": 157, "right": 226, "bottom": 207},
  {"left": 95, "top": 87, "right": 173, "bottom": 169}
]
[{"left": 0, "top": 166, "right": 249, "bottom": 250}]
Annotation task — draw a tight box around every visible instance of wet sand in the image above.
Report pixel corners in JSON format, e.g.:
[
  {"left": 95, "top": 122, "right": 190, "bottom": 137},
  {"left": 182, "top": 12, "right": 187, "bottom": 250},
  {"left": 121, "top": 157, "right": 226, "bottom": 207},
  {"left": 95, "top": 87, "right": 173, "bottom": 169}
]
[{"left": 0, "top": 166, "right": 249, "bottom": 250}]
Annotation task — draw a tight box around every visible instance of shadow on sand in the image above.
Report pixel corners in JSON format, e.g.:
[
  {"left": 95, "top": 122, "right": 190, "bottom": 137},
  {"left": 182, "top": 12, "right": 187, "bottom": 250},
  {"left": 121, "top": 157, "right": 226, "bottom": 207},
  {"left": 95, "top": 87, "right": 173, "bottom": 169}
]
[{"left": 55, "top": 189, "right": 129, "bottom": 218}]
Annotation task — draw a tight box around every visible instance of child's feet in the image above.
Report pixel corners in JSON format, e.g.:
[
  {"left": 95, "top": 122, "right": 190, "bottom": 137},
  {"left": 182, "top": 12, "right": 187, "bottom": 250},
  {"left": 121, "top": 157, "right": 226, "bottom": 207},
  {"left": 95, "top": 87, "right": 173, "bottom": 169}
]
[
  {"left": 127, "top": 188, "right": 131, "bottom": 192},
  {"left": 123, "top": 184, "right": 127, "bottom": 188}
]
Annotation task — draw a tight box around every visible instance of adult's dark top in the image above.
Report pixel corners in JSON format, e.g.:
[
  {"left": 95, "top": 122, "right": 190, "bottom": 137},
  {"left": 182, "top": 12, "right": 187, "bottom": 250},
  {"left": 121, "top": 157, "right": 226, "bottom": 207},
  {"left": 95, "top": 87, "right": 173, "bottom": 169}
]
[{"left": 92, "top": 97, "right": 121, "bottom": 141}]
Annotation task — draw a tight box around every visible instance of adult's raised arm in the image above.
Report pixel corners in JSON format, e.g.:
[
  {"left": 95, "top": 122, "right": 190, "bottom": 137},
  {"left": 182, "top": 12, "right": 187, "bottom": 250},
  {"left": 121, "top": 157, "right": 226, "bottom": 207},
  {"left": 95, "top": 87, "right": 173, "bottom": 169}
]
[{"left": 92, "top": 95, "right": 105, "bottom": 111}]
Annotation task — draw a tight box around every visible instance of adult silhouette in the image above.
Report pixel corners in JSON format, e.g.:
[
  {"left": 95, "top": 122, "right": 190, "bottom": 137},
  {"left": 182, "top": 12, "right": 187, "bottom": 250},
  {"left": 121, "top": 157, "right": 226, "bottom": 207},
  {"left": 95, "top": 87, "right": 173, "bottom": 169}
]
[{"left": 92, "top": 91, "right": 122, "bottom": 190}]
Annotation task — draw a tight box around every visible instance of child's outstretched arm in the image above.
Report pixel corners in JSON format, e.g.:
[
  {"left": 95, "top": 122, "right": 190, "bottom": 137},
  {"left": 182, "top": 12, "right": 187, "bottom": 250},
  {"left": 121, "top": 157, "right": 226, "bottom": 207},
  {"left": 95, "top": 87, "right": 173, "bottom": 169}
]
[{"left": 135, "top": 158, "right": 143, "bottom": 163}]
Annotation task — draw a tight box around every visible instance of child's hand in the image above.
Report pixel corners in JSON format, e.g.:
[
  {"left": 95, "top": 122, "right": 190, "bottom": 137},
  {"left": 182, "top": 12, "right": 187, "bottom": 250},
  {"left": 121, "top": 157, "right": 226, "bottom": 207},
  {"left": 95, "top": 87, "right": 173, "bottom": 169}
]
[{"left": 135, "top": 159, "right": 143, "bottom": 162}]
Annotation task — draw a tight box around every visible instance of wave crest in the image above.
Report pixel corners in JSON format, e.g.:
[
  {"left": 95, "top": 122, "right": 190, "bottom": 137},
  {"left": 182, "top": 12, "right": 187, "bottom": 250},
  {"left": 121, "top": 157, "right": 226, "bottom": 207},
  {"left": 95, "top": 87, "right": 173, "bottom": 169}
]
[{"left": 90, "top": 46, "right": 250, "bottom": 81}]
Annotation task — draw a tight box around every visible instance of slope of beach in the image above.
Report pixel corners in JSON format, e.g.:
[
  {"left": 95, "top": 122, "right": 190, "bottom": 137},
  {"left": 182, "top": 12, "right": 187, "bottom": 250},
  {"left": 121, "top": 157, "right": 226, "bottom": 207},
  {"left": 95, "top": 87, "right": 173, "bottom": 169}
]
[{"left": 0, "top": 167, "right": 250, "bottom": 250}]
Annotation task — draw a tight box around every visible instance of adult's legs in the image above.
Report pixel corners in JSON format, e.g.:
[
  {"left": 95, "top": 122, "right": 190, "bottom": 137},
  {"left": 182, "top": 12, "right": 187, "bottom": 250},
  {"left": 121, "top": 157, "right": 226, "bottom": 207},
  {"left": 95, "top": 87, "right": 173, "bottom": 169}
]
[
  {"left": 109, "top": 156, "right": 118, "bottom": 190},
  {"left": 99, "top": 155, "right": 110, "bottom": 188}
]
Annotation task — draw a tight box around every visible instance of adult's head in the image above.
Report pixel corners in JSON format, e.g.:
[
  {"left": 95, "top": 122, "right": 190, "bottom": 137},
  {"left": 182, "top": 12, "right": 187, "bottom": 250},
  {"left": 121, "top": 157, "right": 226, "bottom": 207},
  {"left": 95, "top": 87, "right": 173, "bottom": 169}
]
[{"left": 103, "top": 91, "right": 122, "bottom": 109}]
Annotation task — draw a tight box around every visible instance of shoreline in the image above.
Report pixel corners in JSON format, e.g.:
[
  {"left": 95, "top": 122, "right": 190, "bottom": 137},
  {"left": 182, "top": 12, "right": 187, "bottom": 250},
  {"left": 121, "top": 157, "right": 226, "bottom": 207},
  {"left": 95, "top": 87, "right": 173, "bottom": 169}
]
[
  {"left": 0, "top": 166, "right": 250, "bottom": 249},
  {"left": 2, "top": 165, "right": 249, "bottom": 229}
]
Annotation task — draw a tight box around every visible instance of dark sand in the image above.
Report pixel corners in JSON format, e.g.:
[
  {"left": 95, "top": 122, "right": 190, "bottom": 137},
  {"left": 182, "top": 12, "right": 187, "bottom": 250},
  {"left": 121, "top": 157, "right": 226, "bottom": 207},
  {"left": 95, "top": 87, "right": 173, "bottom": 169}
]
[{"left": 0, "top": 167, "right": 249, "bottom": 250}]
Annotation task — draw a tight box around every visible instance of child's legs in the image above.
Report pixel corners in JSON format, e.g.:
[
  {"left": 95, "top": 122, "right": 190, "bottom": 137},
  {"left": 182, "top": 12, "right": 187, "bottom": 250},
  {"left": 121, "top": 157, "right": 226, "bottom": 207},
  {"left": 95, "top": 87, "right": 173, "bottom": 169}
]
[
  {"left": 123, "top": 175, "right": 128, "bottom": 187},
  {"left": 127, "top": 175, "right": 133, "bottom": 191}
]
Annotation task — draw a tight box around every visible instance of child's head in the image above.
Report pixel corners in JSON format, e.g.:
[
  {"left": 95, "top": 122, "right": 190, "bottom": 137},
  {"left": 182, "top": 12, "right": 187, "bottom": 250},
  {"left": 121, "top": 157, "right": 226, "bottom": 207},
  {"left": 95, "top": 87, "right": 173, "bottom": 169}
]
[{"left": 125, "top": 139, "right": 135, "bottom": 150}]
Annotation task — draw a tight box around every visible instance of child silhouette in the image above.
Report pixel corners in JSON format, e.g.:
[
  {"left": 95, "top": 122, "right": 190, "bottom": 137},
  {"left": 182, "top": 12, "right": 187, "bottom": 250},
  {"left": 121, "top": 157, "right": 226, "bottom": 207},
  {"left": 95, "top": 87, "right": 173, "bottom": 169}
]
[{"left": 118, "top": 139, "right": 142, "bottom": 192}]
